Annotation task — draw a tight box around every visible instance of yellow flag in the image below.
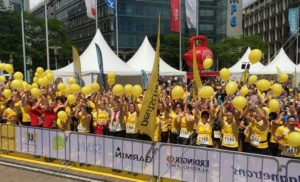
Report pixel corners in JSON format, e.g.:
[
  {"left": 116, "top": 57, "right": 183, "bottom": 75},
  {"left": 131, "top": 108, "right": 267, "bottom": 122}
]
[
  {"left": 240, "top": 68, "right": 249, "bottom": 83},
  {"left": 72, "top": 46, "right": 82, "bottom": 85},
  {"left": 136, "top": 16, "right": 160, "bottom": 140},
  {"left": 192, "top": 43, "right": 202, "bottom": 100},
  {"left": 276, "top": 67, "right": 282, "bottom": 75}
]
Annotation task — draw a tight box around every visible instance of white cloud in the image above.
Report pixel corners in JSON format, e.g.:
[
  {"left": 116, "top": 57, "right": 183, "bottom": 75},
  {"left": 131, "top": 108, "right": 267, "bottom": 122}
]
[{"left": 30, "top": 0, "right": 44, "bottom": 10}]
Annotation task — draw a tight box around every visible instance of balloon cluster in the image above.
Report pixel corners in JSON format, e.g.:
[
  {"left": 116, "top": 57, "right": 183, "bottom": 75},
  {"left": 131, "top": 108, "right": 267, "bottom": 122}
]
[
  {"left": 107, "top": 72, "right": 116, "bottom": 88},
  {"left": 0, "top": 63, "right": 14, "bottom": 74},
  {"left": 112, "top": 84, "right": 142, "bottom": 98}
]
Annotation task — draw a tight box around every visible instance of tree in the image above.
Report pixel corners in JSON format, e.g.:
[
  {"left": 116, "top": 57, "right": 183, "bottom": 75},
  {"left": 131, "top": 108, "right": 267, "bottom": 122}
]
[{"left": 210, "top": 35, "right": 268, "bottom": 68}]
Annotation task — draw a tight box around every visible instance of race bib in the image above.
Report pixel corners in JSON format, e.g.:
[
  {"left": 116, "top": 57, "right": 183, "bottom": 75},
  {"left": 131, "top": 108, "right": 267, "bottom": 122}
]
[
  {"left": 214, "top": 131, "right": 221, "bottom": 138},
  {"left": 250, "top": 134, "right": 261, "bottom": 146},
  {"left": 97, "top": 120, "right": 107, "bottom": 125},
  {"left": 179, "top": 129, "right": 189, "bottom": 138},
  {"left": 126, "top": 123, "right": 136, "bottom": 133},
  {"left": 284, "top": 147, "right": 298, "bottom": 156},
  {"left": 223, "top": 135, "right": 235, "bottom": 145},
  {"left": 197, "top": 134, "right": 209, "bottom": 145},
  {"left": 110, "top": 124, "right": 117, "bottom": 132},
  {"left": 77, "top": 125, "right": 86, "bottom": 131}
]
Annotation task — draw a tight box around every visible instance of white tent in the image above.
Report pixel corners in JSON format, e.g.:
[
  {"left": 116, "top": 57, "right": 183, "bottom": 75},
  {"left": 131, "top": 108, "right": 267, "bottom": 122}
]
[
  {"left": 52, "top": 29, "right": 141, "bottom": 84},
  {"left": 253, "top": 48, "right": 296, "bottom": 75},
  {"left": 127, "top": 36, "right": 186, "bottom": 77},
  {"left": 229, "top": 47, "right": 265, "bottom": 81}
]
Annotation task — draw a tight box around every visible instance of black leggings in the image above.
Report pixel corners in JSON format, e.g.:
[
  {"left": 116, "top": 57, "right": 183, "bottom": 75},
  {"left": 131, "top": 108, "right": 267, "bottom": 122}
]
[
  {"left": 170, "top": 132, "right": 178, "bottom": 144},
  {"left": 269, "top": 142, "right": 279, "bottom": 156},
  {"left": 109, "top": 130, "right": 125, "bottom": 138},
  {"left": 247, "top": 145, "right": 269, "bottom": 155},
  {"left": 161, "top": 131, "right": 169, "bottom": 143}
]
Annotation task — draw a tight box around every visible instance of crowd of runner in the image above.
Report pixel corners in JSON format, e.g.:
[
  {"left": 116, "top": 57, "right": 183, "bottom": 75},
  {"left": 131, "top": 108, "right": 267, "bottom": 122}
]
[{"left": 1, "top": 77, "right": 300, "bottom": 159}]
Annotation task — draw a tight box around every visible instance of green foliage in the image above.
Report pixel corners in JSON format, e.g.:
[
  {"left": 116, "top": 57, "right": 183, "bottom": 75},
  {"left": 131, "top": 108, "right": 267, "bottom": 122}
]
[
  {"left": 210, "top": 35, "right": 268, "bottom": 68},
  {"left": 0, "top": 10, "right": 72, "bottom": 74}
]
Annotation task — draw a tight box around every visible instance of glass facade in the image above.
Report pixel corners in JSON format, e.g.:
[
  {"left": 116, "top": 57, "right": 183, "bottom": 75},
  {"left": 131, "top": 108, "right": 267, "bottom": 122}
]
[{"left": 32, "top": 0, "right": 228, "bottom": 59}]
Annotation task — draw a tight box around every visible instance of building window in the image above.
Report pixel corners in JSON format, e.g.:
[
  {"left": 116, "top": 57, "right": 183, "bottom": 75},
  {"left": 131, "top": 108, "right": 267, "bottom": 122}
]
[
  {"left": 199, "top": 9, "right": 215, "bottom": 17},
  {"left": 199, "top": 24, "right": 214, "bottom": 31}
]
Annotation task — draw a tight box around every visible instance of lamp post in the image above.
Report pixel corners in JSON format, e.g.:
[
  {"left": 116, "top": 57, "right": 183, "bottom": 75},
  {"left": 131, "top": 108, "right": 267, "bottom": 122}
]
[{"left": 49, "top": 46, "right": 61, "bottom": 70}]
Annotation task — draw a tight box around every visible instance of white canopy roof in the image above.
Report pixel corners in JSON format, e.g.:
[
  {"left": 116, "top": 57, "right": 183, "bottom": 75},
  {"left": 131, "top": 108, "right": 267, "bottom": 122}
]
[
  {"left": 229, "top": 47, "right": 265, "bottom": 74},
  {"left": 254, "top": 48, "right": 296, "bottom": 74},
  {"left": 127, "top": 37, "right": 186, "bottom": 76},
  {"left": 53, "top": 29, "right": 140, "bottom": 76}
]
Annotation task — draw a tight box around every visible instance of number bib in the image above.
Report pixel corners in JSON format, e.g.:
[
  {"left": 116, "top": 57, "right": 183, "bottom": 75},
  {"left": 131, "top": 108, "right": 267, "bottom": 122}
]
[
  {"left": 223, "top": 134, "right": 235, "bottom": 145},
  {"left": 283, "top": 147, "right": 298, "bottom": 156},
  {"left": 179, "top": 129, "right": 190, "bottom": 139},
  {"left": 214, "top": 131, "right": 221, "bottom": 139},
  {"left": 250, "top": 134, "right": 261, "bottom": 146},
  {"left": 126, "top": 123, "right": 136, "bottom": 134},
  {"left": 197, "top": 134, "right": 209, "bottom": 145},
  {"left": 77, "top": 125, "right": 86, "bottom": 132},
  {"left": 110, "top": 124, "right": 117, "bottom": 132},
  {"left": 97, "top": 120, "right": 107, "bottom": 125}
]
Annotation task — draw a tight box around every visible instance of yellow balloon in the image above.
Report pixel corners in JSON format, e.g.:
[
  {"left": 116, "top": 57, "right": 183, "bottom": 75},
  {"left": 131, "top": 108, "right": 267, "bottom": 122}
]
[
  {"left": 3, "top": 89, "right": 11, "bottom": 99},
  {"left": 112, "top": 84, "right": 124, "bottom": 96},
  {"left": 225, "top": 81, "right": 238, "bottom": 95},
  {"left": 124, "top": 84, "right": 133, "bottom": 96},
  {"left": 256, "top": 79, "right": 270, "bottom": 91},
  {"left": 203, "top": 58, "right": 213, "bottom": 70},
  {"left": 249, "top": 49, "right": 263, "bottom": 64},
  {"left": 262, "top": 107, "right": 271, "bottom": 118},
  {"left": 286, "top": 132, "right": 300, "bottom": 147},
  {"left": 63, "top": 86, "right": 71, "bottom": 95},
  {"left": 271, "top": 83, "right": 283, "bottom": 96},
  {"left": 81, "top": 86, "right": 92, "bottom": 96},
  {"left": 36, "top": 67, "right": 44, "bottom": 74},
  {"left": 107, "top": 72, "right": 116, "bottom": 79},
  {"left": 31, "top": 83, "right": 39, "bottom": 88},
  {"left": 132, "top": 85, "right": 142, "bottom": 98},
  {"left": 240, "top": 85, "right": 249, "bottom": 96},
  {"left": 13, "top": 71, "right": 23, "bottom": 80},
  {"left": 31, "top": 88, "right": 41, "bottom": 98},
  {"left": 268, "top": 99, "right": 280, "bottom": 112},
  {"left": 46, "top": 73, "right": 54, "bottom": 82},
  {"left": 38, "top": 78, "right": 47, "bottom": 87},
  {"left": 67, "top": 77, "right": 76, "bottom": 85},
  {"left": 70, "top": 84, "right": 81, "bottom": 94},
  {"left": 248, "top": 75, "right": 258, "bottom": 85},
  {"left": 57, "top": 83, "right": 66, "bottom": 91},
  {"left": 91, "top": 82, "right": 100, "bottom": 92},
  {"left": 57, "top": 111, "right": 68, "bottom": 122},
  {"left": 220, "top": 68, "right": 231, "bottom": 81},
  {"left": 5, "top": 64, "right": 13, "bottom": 74},
  {"left": 23, "top": 82, "right": 30, "bottom": 91},
  {"left": 0, "top": 63, "right": 4, "bottom": 70},
  {"left": 171, "top": 86, "right": 185, "bottom": 99},
  {"left": 67, "top": 94, "right": 76, "bottom": 105},
  {"left": 278, "top": 73, "right": 288, "bottom": 83},
  {"left": 107, "top": 78, "right": 115, "bottom": 88},
  {"left": 198, "top": 86, "right": 214, "bottom": 99},
  {"left": 0, "top": 76, "right": 6, "bottom": 83},
  {"left": 232, "top": 96, "right": 247, "bottom": 110},
  {"left": 10, "top": 80, "right": 23, "bottom": 90}
]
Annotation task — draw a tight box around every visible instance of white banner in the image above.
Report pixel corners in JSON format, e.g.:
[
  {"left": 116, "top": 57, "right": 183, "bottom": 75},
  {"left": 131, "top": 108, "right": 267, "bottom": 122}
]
[
  {"left": 286, "top": 161, "right": 300, "bottom": 181},
  {"left": 15, "top": 126, "right": 68, "bottom": 160}
]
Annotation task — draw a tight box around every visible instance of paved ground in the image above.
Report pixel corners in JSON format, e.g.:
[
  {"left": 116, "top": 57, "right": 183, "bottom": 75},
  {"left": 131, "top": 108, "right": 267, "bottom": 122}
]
[{"left": 0, "top": 165, "right": 78, "bottom": 182}]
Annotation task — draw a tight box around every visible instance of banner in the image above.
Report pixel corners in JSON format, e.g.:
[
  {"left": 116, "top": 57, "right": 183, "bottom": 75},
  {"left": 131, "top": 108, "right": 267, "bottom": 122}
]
[
  {"left": 0, "top": 125, "right": 16, "bottom": 151},
  {"left": 95, "top": 44, "right": 106, "bottom": 90},
  {"left": 85, "top": 0, "right": 96, "bottom": 19},
  {"left": 141, "top": 69, "right": 148, "bottom": 90},
  {"left": 185, "top": 0, "right": 197, "bottom": 29},
  {"left": 192, "top": 43, "right": 202, "bottom": 100},
  {"left": 136, "top": 16, "right": 161, "bottom": 140},
  {"left": 105, "top": 0, "right": 116, "bottom": 10},
  {"left": 72, "top": 46, "right": 82, "bottom": 86},
  {"left": 288, "top": 7, "right": 299, "bottom": 36},
  {"left": 170, "top": 0, "right": 180, "bottom": 32}
]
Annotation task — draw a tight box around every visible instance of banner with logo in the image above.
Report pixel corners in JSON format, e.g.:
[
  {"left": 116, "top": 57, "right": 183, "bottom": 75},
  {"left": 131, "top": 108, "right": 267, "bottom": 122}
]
[
  {"left": 170, "top": 0, "right": 180, "bottom": 32},
  {"left": 0, "top": 124, "right": 16, "bottom": 151},
  {"left": 288, "top": 7, "right": 299, "bottom": 36}
]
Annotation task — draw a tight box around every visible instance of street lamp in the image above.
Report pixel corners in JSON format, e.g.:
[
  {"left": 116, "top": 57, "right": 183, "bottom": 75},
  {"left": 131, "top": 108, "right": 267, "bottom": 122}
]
[{"left": 49, "top": 46, "right": 61, "bottom": 70}]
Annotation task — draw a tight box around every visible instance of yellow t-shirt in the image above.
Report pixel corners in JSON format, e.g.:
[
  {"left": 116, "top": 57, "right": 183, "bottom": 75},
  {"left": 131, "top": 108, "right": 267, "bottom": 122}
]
[
  {"left": 196, "top": 120, "right": 212, "bottom": 146},
  {"left": 275, "top": 125, "right": 286, "bottom": 150},
  {"left": 249, "top": 120, "right": 269, "bottom": 149},
  {"left": 281, "top": 128, "right": 300, "bottom": 158},
  {"left": 158, "top": 113, "right": 169, "bottom": 132},
  {"left": 179, "top": 114, "right": 194, "bottom": 138},
  {"left": 153, "top": 117, "right": 161, "bottom": 142},
  {"left": 77, "top": 112, "right": 91, "bottom": 133},
  {"left": 3, "top": 108, "right": 18, "bottom": 124},
  {"left": 221, "top": 119, "right": 239, "bottom": 148},
  {"left": 270, "top": 120, "right": 282, "bottom": 143},
  {"left": 20, "top": 104, "right": 31, "bottom": 123},
  {"left": 57, "top": 118, "right": 71, "bottom": 131},
  {"left": 170, "top": 111, "right": 180, "bottom": 133},
  {"left": 126, "top": 112, "right": 137, "bottom": 134},
  {"left": 94, "top": 109, "right": 109, "bottom": 126}
]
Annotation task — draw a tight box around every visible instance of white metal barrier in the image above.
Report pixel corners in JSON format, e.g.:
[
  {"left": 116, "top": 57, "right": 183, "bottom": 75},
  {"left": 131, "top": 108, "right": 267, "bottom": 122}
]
[{"left": 1, "top": 124, "right": 300, "bottom": 182}]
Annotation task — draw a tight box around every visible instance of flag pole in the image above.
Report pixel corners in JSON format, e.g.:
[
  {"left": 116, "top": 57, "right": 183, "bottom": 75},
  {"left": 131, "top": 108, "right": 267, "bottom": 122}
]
[
  {"left": 196, "top": 0, "right": 199, "bottom": 36},
  {"left": 179, "top": 0, "right": 182, "bottom": 71},
  {"left": 45, "top": 0, "right": 50, "bottom": 70},
  {"left": 95, "top": 0, "right": 98, "bottom": 30},
  {"left": 116, "top": 0, "right": 119, "bottom": 56},
  {"left": 21, "top": 0, "right": 27, "bottom": 81}
]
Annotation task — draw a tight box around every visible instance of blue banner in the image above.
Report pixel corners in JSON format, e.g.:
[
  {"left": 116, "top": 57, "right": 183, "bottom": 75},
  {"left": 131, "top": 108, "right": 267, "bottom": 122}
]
[
  {"left": 288, "top": 7, "right": 299, "bottom": 36},
  {"left": 141, "top": 70, "right": 148, "bottom": 90},
  {"left": 105, "top": 0, "right": 116, "bottom": 10},
  {"left": 95, "top": 44, "right": 106, "bottom": 90}
]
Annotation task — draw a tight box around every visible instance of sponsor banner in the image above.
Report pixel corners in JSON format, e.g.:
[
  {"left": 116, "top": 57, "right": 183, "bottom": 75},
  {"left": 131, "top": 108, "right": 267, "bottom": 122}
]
[
  {"left": 159, "top": 145, "right": 280, "bottom": 182},
  {"left": 288, "top": 7, "right": 299, "bottom": 36},
  {"left": 170, "top": 0, "right": 180, "bottom": 32},
  {"left": 0, "top": 124, "right": 16, "bottom": 151},
  {"left": 286, "top": 160, "right": 300, "bottom": 182}
]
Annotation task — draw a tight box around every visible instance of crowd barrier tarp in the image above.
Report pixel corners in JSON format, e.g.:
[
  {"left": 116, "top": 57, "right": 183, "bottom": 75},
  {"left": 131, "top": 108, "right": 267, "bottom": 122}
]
[{"left": 1, "top": 124, "right": 300, "bottom": 182}]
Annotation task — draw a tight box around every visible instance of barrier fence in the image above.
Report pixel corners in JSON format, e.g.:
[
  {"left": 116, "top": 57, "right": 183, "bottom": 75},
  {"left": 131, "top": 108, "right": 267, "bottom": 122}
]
[{"left": 0, "top": 124, "right": 299, "bottom": 182}]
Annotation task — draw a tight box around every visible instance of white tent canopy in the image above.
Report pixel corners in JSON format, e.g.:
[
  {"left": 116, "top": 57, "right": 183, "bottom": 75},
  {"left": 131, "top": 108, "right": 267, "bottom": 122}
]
[
  {"left": 127, "top": 36, "right": 186, "bottom": 76},
  {"left": 229, "top": 47, "right": 265, "bottom": 74},
  {"left": 253, "top": 48, "right": 296, "bottom": 75},
  {"left": 52, "top": 29, "right": 141, "bottom": 84}
]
